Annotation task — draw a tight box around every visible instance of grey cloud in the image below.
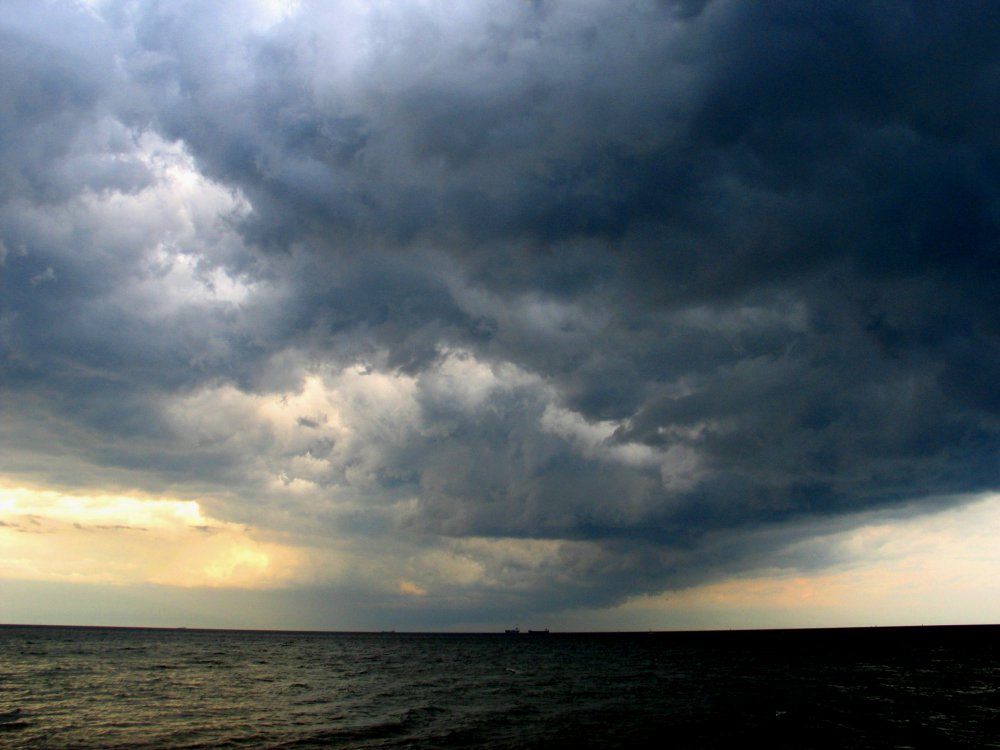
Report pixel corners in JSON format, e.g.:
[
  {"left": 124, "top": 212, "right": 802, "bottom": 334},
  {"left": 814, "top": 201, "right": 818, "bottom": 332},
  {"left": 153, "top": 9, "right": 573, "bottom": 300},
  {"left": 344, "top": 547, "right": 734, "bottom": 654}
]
[{"left": 1, "top": 0, "right": 998, "bottom": 621}]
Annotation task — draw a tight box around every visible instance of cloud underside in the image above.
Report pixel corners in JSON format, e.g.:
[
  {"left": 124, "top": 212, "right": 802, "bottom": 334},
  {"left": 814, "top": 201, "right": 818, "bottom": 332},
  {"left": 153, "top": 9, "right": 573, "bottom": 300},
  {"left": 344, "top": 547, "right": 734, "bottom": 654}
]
[{"left": 1, "top": 0, "right": 998, "bottom": 621}]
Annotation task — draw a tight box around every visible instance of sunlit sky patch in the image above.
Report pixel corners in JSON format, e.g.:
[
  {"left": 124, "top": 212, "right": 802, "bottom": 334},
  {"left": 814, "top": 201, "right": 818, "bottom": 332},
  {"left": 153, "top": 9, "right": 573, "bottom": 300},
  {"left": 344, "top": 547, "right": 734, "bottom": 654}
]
[
  {"left": 0, "top": 484, "right": 310, "bottom": 588},
  {"left": 596, "top": 493, "right": 1000, "bottom": 631}
]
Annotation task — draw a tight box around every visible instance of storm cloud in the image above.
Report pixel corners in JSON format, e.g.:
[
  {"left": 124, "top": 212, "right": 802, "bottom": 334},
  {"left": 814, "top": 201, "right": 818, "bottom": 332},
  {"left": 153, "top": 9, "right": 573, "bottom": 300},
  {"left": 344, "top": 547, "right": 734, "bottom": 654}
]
[{"left": 1, "top": 0, "right": 998, "bottom": 623}]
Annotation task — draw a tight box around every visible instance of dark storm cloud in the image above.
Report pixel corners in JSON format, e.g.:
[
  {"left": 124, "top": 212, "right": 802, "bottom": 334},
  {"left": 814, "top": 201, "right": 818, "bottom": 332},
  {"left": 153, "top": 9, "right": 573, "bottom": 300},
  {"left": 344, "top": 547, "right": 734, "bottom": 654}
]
[{"left": 2, "top": 0, "right": 999, "bottom": 617}]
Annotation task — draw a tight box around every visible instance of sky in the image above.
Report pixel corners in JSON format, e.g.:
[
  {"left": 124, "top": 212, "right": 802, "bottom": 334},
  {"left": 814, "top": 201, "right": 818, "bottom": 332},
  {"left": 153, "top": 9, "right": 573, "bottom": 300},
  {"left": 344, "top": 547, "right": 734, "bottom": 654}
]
[{"left": 1, "top": 0, "right": 998, "bottom": 632}]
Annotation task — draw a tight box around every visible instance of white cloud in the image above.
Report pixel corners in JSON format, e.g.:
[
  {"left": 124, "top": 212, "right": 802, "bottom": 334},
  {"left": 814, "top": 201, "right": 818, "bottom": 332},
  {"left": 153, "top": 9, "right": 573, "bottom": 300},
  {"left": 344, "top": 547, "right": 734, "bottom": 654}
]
[{"left": 541, "top": 404, "right": 702, "bottom": 491}]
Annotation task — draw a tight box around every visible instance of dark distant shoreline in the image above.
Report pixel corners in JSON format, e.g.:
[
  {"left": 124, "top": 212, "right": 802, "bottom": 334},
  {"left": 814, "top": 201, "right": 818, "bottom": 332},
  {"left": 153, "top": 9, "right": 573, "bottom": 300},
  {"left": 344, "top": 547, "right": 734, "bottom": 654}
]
[{"left": 2, "top": 622, "right": 997, "bottom": 639}]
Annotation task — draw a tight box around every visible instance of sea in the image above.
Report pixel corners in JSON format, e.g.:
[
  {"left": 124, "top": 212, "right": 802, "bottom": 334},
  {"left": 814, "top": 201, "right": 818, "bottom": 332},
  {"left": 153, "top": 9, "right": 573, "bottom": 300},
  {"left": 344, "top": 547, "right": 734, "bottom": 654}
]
[{"left": 0, "top": 624, "right": 997, "bottom": 749}]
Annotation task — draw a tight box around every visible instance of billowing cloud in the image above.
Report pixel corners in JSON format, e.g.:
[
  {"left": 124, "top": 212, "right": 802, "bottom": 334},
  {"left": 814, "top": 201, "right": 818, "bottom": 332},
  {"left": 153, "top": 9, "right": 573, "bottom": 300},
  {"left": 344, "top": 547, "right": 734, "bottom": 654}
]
[{"left": 1, "top": 0, "right": 998, "bottom": 627}]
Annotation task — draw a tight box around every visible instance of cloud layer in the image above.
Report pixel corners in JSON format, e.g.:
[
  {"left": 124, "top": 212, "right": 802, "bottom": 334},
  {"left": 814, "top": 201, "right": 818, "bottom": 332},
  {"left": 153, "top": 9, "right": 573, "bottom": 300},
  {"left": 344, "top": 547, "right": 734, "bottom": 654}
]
[{"left": 1, "top": 0, "right": 998, "bottom": 624}]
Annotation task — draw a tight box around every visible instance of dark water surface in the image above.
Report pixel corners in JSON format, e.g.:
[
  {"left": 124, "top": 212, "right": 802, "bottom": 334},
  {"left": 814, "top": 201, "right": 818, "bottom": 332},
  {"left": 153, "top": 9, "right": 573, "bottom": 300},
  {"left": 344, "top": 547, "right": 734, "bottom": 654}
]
[{"left": 0, "top": 625, "right": 997, "bottom": 749}]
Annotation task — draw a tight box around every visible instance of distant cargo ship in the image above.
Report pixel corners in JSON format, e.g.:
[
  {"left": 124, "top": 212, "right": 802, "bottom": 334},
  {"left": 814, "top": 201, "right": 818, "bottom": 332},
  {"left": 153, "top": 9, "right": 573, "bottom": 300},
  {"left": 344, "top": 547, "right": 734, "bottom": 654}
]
[{"left": 503, "top": 627, "right": 550, "bottom": 634}]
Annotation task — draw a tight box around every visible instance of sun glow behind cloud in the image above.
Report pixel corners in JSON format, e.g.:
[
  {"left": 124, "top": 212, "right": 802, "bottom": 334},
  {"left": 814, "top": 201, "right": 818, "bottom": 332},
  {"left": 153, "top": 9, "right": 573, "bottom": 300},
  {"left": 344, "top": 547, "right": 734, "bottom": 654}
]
[{"left": 0, "top": 484, "right": 308, "bottom": 588}]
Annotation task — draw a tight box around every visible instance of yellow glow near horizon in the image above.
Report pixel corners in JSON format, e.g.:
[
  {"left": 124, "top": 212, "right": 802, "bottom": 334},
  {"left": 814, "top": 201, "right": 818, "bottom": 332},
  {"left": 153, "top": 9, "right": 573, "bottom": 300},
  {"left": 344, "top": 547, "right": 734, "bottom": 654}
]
[
  {"left": 618, "top": 493, "right": 1000, "bottom": 629},
  {"left": 3, "top": 478, "right": 999, "bottom": 629},
  {"left": 0, "top": 484, "right": 308, "bottom": 589}
]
